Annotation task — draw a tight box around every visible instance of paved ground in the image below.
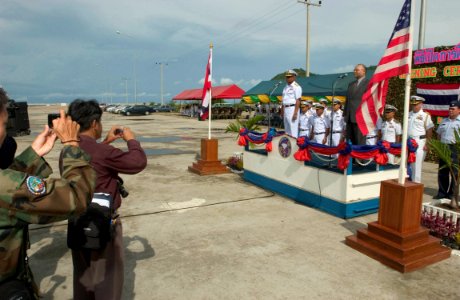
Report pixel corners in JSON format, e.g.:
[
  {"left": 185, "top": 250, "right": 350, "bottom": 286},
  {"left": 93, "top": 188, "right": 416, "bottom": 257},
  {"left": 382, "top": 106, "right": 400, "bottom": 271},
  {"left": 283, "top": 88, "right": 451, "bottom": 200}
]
[{"left": 12, "top": 105, "right": 460, "bottom": 299}]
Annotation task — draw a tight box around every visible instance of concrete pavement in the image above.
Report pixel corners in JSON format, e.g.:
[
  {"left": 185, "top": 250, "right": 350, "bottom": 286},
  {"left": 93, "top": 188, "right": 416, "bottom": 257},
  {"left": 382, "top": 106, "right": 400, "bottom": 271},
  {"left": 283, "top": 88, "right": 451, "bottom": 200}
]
[{"left": 14, "top": 105, "right": 460, "bottom": 299}]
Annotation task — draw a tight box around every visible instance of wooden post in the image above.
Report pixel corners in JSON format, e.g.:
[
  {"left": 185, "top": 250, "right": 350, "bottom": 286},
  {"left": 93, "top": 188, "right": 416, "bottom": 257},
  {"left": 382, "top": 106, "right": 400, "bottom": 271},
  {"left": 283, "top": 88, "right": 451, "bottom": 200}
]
[
  {"left": 188, "top": 138, "right": 229, "bottom": 176},
  {"left": 345, "top": 179, "right": 451, "bottom": 273}
]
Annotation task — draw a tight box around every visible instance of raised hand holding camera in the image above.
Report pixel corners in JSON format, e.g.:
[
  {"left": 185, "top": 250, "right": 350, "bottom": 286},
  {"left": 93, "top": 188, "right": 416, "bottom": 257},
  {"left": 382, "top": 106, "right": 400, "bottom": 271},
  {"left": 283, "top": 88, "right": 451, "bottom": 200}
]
[
  {"left": 52, "top": 110, "right": 80, "bottom": 147},
  {"left": 102, "top": 126, "right": 124, "bottom": 144},
  {"left": 31, "top": 125, "right": 57, "bottom": 157},
  {"left": 121, "top": 127, "right": 135, "bottom": 142}
]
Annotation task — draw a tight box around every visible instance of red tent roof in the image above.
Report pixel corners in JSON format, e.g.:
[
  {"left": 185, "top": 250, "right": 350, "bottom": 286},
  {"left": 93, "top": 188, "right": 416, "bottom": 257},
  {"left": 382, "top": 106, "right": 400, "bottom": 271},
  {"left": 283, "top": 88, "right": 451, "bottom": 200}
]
[{"left": 173, "top": 84, "right": 245, "bottom": 100}]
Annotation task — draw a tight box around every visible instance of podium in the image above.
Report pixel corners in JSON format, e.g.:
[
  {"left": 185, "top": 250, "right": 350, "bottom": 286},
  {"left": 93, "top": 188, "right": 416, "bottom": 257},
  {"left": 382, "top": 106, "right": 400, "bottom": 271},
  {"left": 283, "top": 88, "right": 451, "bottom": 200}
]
[
  {"left": 188, "top": 138, "right": 229, "bottom": 176},
  {"left": 346, "top": 179, "right": 451, "bottom": 273}
]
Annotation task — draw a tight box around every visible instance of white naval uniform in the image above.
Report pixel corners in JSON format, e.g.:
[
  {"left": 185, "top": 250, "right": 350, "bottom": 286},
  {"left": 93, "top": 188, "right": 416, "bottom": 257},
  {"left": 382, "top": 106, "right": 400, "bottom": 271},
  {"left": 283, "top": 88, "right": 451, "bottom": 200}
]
[
  {"left": 282, "top": 81, "right": 302, "bottom": 138},
  {"left": 378, "top": 118, "right": 402, "bottom": 164},
  {"left": 309, "top": 114, "right": 330, "bottom": 144},
  {"left": 408, "top": 109, "right": 434, "bottom": 183},
  {"left": 330, "top": 109, "right": 346, "bottom": 147},
  {"left": 365, "top": 117, "right": 382, "bottom": 145},
  {"left": 324, "top": 107, "right": 332, "bottom": 119},
  {"left": 298, "top": 110, "right": 314, "bottom": 137}
]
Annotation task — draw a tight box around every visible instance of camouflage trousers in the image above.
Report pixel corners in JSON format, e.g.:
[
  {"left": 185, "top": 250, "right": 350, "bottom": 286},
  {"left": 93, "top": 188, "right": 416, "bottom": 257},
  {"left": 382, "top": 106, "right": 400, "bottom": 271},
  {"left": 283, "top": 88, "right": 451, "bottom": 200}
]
[{"left": 71, "top": 221, "right": 124, "bottom": 300}]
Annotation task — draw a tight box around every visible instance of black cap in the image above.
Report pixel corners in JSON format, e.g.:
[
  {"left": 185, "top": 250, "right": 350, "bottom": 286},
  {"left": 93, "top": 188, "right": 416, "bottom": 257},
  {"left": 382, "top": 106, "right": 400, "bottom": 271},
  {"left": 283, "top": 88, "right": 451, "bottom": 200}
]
[{"left": 449, "top": 101, "right": 460, "bottom": 108}]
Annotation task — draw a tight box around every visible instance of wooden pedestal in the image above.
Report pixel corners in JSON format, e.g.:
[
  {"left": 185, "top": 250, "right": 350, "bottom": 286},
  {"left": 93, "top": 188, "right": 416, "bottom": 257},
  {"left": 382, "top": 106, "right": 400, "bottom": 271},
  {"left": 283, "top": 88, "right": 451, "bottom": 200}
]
[
  {"left": 345, "top": 179, "right": 451, "bottom": 273},
  {"left": 188, "top": 138, "right": 229, "bottom": 176}
]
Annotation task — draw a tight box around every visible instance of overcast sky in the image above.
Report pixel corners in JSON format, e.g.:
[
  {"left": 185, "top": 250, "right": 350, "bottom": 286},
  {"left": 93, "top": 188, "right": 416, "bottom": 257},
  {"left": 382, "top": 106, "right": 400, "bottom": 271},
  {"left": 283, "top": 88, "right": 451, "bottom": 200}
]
[{"left": 0, "top": 0, "right": 459, "bottom": 104}]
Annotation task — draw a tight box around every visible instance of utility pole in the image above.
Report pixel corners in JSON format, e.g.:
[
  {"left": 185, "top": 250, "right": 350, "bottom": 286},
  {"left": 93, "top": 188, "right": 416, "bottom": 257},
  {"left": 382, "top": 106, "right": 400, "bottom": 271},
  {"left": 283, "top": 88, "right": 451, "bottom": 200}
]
[
  {"left": 298, "top": 0, "right": 322, "bottom": 77},
  {"left": 418, "top": 0, "right": 427, "bottom": 49},
  {"left": 122, "top": 78, "right": 129, "bottom": 103},
  {"left": 155, "top": 62, "right": 168, "bottom": 106}
]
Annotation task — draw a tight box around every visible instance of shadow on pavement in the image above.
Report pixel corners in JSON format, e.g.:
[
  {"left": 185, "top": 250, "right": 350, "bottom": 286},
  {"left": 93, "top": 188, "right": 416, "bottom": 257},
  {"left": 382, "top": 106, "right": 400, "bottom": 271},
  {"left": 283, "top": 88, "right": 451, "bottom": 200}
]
[
  {"left": 29, "top": 227, "right": 69, "bottom": 299},
  {"left": 123, "top": 235, "right": 155, "bottom": 299},
  {"left": 340, "top": 220, "right": 367, "bottom": 234}
]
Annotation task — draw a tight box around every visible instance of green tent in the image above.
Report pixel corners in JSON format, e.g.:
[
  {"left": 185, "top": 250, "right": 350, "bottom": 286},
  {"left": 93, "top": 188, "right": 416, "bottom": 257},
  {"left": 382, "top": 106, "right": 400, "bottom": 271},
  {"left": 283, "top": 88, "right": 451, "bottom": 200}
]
[{"left": 243, "top": 71, "right": 375, "bottom": 104}]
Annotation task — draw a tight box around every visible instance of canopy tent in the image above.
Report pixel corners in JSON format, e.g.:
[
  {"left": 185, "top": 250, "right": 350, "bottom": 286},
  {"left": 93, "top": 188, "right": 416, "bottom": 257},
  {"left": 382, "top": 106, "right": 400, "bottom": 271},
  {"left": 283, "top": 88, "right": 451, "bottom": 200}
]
[
  {"left": 243, "top": 71, "right": 375, "bottom": 104},
  {"left": 173, "top": 84, "right": 245, "bottom": 100}
]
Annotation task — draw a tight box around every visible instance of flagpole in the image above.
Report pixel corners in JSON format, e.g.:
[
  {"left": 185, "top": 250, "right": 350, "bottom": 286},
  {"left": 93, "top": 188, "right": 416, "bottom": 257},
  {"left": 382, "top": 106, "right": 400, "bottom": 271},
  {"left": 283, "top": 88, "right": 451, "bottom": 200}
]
[
  {"left": 208, "top": 43, "right": 213, "bottom": 140},
  {"left": 398, "top": 0, "right": 415, "bottom": 185}
]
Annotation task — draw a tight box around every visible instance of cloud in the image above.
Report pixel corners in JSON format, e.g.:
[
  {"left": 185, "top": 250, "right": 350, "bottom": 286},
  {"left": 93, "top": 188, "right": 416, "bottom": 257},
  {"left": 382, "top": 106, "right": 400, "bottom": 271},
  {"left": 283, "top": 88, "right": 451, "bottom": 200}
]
[
  {"left": 1, "top": 0, "right": 459, "bottom": 104},
  {"left": 220, "top": 78, "right": 234, "bottom": 85}
]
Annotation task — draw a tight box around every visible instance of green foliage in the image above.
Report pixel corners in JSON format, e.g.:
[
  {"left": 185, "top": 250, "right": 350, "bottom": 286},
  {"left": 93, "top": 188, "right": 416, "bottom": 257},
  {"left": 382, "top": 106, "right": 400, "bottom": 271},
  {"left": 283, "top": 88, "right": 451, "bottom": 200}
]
[
  {"left": 225, "top": 115, "right": 265, "bottom": 135},
  {"left": 428, "top": 127, "right": 460, "bottom": 208}
]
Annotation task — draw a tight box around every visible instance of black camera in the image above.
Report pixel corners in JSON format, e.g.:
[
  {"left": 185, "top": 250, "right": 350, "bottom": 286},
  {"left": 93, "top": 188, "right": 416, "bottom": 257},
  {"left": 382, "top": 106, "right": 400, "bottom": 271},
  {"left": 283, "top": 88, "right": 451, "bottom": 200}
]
[
  {"left": 118, "top": 184, "right": 129, "bottom": 198},
  {"left": 117, "top": 177, "right": 129, "bottom": 198},
  {"left": 47, "top": 113, "right": 60, "bottom": 128}
]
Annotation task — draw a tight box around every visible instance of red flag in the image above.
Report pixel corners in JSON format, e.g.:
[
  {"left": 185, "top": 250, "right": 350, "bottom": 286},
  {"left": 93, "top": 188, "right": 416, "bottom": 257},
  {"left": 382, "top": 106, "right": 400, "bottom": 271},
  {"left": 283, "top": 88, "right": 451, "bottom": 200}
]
[
  {"left": 356, "top": 0, "right": 412, "bottom": 135},
  {"left": 200, "top": 46, "right": 212, "bottom": 120}
]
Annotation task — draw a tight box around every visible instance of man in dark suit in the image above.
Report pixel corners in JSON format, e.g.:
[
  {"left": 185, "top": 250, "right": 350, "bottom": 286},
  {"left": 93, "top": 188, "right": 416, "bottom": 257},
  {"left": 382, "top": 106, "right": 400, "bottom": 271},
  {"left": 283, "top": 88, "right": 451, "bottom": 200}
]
[{"left": 344, "top": 64, "right": 369, "bottom": 145}]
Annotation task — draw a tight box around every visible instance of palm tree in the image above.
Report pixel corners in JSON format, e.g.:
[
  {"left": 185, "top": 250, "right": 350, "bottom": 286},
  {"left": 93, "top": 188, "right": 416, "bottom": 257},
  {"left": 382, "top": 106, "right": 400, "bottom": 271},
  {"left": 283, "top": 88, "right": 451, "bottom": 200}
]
[
  {"left": 428, "top": 129, "right": 460, "bottom": 209},
  {"left": 225, "top": 115, "right": 265, "bottom": 135}
]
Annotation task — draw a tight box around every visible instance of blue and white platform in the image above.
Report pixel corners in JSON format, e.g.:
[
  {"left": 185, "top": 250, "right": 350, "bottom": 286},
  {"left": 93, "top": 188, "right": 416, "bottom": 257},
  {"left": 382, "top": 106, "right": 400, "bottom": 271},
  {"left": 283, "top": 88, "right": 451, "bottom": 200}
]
[{"left": 242, "top": 134, "right": 400, "bottom": 219}]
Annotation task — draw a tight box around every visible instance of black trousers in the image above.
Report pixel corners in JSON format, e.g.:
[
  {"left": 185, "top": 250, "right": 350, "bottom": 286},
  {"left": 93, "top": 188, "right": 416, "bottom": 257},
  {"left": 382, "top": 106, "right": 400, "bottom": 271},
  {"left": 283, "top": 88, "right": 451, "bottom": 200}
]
[
  {"left": 346, "top": 122, "right": 366, "bottom": 145},
  {"left": 437, "top": 144, "right": 458, "bottom": 199}
]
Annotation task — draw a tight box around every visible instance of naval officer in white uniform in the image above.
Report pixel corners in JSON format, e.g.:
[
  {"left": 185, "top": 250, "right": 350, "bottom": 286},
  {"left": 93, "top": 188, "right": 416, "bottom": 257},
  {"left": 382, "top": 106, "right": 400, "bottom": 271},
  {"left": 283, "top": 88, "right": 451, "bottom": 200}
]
[
  {"left": 408, "top": 95, "right": 434, "bottom": 183},
  {"left": 298, "top": 101, "right": 313, "bottom": 138},
  {"left": 330, "top": 98, "right": 346, "bottom": 147},
  {"left": 378, "top": 104, "right": 402, "bottom": 164},
  {"left": 281, "top": 69, "right": 302, "bottom": 138},
  {"left": 309, "top": 104, "right": 330, "bottom": 144}
]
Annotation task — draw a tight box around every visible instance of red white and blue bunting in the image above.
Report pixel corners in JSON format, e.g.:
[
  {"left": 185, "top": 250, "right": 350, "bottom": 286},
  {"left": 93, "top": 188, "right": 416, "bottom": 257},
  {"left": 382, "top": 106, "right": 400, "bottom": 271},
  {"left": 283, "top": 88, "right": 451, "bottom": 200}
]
[
  {"left": 237, "top": 129, "right": 418, "bottom": 171},
  {"left": 238, "top": 128, "right": 284, "bottom": 152},
  {"left": 293, "top": 137, "right": 418, "bottom": 170}
]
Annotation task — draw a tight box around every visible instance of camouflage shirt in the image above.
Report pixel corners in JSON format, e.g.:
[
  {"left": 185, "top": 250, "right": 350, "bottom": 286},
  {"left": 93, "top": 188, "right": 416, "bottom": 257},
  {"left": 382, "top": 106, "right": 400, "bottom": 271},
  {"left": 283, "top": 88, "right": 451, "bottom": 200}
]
[{"left": 0, "top": 145, "right": 96, "bottom": 288}]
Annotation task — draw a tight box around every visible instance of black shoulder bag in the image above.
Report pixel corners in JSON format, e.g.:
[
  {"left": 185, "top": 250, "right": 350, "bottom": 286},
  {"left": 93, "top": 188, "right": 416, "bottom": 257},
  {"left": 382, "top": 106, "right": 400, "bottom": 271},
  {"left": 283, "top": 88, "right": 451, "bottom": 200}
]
[{"left": 67, "top": 193, "right": 115, "bottom": 250}]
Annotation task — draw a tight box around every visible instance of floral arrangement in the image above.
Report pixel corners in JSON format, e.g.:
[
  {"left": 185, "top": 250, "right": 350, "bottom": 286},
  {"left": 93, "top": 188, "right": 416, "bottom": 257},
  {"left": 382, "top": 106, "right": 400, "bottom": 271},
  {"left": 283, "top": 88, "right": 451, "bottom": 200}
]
[
  {"left": 421, "top": 210, "right": 460, "bottom": 249},
  {"left": 226, "top": 155, "right": 243, "bottom": 172}
]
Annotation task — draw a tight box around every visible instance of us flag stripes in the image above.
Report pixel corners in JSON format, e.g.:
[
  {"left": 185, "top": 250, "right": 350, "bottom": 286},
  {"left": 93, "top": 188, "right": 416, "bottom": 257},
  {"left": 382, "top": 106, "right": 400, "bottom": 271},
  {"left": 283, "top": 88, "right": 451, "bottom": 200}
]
[{"left": 356, "top": 0, "right": 412, "bottom": 135}]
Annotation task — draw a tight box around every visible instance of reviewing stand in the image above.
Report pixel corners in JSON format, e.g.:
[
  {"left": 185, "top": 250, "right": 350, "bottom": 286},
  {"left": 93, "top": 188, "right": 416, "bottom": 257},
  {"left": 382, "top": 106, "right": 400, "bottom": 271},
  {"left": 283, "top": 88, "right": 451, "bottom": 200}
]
[
  {"left": 346, "top": 179, "right": 451, "bottom": 273},
  {"left": 188, "top": 138, "right": 229, "bottom": 176}
]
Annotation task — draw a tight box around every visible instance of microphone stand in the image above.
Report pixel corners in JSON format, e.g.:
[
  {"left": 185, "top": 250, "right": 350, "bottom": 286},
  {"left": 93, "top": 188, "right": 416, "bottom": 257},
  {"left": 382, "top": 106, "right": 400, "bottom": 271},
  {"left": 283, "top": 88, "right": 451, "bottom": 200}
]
[{"left": 268, "top": 81, "right": 282, "bottom": 129}]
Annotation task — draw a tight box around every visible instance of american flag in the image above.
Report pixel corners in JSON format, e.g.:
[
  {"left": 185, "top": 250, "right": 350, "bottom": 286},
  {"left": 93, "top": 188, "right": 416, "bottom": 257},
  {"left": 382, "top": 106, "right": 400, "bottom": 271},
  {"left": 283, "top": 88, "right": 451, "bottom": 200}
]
[
  {"left": 356, "top": 0, "right": 412, "bottom": 135},
  {"left": 200, "top": 46, "right": 212, "bottom": 121}
]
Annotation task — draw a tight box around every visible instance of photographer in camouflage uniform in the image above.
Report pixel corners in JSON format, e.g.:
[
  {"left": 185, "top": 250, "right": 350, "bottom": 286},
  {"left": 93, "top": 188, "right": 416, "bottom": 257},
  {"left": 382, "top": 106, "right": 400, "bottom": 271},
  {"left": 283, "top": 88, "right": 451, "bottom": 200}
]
[{"left": 0, "top": 89, "right": 96, "bottom": 299}]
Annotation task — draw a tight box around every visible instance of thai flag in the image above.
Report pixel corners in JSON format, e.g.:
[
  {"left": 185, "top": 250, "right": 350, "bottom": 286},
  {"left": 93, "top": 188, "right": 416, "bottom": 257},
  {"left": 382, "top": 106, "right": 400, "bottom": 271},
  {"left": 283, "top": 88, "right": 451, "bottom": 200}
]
[
  {"left": 200, "top": 46, "right": 212, "bottom": 121},
  {"left": 356, "top": 0, "right": 412, "bottom": 135},
  {"left": 416, "top": 83, "right": 460, "bottom": 117}
]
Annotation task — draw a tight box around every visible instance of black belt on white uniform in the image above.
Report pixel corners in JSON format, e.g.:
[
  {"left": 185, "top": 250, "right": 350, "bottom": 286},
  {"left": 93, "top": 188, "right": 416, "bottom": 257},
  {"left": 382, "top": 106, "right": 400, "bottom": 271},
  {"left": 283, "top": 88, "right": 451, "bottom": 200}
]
[
  {"left": 299, "top": 128, "right": 309, "bottom": 131},
  {"left": 332, "top": 131, "right": 342, "bottom": 134},
  {"left": 411, "top": 135, "right": 426, "bottom": 139},
  {"left": 366, "top": 136, "right": 376, "bottom": 139},
  {"left": 314, "top": 132, "right": 325, "bottom": 134},
  {"left": 284, "top": 104, "right": 295, "bottom": 107}
]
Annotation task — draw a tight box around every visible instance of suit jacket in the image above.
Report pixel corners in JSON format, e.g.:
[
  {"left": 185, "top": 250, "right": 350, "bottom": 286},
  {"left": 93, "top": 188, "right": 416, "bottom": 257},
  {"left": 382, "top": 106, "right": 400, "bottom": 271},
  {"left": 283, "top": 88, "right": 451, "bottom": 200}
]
[{"left": 344, "top": 78, "right": 369, "bottom": 123}]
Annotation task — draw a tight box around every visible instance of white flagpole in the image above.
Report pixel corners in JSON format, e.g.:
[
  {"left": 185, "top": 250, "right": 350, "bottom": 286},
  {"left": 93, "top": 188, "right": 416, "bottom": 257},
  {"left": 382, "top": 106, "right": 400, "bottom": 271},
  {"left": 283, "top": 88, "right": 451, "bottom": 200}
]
[
  {"left": 398, "top": 0, "right": 415, "bottom": 185},
  {"left": 208, "top": 43, "right": 213, "bottom": 140}
]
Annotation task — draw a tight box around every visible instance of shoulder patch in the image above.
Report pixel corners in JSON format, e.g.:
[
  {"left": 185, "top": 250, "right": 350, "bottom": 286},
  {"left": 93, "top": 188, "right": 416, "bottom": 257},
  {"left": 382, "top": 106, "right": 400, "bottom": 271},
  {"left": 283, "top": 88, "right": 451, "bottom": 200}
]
[{"left": 26, "top": 176, "right": 46, "bottom": 196}]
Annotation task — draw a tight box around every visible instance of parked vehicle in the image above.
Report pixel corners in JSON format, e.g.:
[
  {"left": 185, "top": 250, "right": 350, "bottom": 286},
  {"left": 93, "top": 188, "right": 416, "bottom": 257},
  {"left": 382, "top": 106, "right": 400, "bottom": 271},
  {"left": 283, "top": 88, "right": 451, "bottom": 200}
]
[
  {"left": 121, "top": 105, "right": 155, "bottom": 116},
  {"left": 154, "top": 105, "right": 173, "bottom": 112}
]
